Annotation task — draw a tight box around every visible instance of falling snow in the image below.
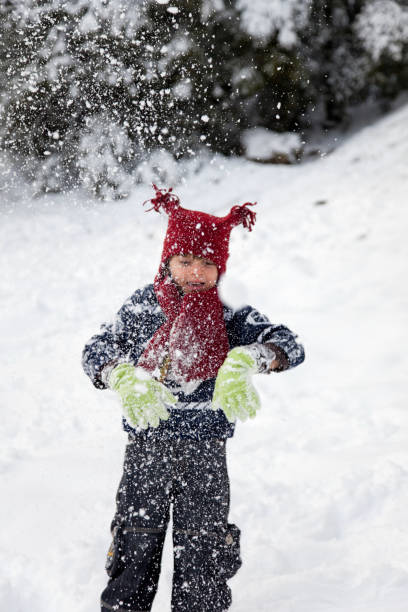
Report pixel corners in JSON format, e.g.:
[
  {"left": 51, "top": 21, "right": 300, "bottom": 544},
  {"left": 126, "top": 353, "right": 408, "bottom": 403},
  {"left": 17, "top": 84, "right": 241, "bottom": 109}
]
[{"left": 1, "top": 1, "right": 408, "bottom": 610}]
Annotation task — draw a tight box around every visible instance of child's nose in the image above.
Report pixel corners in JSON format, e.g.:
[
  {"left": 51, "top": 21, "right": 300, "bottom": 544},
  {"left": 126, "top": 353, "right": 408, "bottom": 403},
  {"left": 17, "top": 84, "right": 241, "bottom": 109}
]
[{"left": 191, "top": 264, "right": 203, "bottom": 277}]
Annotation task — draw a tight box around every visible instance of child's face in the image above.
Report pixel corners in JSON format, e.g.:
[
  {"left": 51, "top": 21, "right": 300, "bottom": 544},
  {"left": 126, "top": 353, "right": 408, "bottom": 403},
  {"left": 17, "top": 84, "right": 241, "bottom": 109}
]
[{"left": 168, "top": 254, "right": 218, "bottom": 294}]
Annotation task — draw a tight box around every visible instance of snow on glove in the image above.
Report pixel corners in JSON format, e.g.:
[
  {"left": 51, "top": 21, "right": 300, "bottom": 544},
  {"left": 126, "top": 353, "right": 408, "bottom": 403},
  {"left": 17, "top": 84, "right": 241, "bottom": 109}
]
[
  {"left": 212, "top": 346, "right": 261, "bottom": 423},
  {"left": 109, "top": 363, "right": 177, "bottom": 429}
]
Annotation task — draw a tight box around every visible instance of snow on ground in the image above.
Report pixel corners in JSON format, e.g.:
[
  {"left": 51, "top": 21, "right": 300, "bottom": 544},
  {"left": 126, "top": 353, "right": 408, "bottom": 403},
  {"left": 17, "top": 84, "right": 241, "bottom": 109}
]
[{"left": 1, "top": 102, "right": 408, "bottom": 611}]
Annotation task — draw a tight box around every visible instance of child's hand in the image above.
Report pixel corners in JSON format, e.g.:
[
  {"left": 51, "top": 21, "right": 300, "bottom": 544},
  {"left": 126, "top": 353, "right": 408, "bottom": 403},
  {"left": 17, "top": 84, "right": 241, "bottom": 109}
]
[
  {"left": 212, "top": 347, "right": 261, "bottom": 423},
  {"left": 109, "top": 364, "right": 177, "bottom": 429}
]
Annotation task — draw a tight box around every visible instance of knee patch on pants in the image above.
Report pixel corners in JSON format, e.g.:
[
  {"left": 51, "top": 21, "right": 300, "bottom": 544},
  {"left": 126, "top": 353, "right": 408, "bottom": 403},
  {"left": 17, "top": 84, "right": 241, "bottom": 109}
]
[
  {"left": 213, "top": 523, "right": 242, "bottom": 580},
  {"left": 173, "top": 522, "right": 241, "bottom": 579},
  {"left": 102, "top": 525, "right": 166, "bottom": 612},
  {"left": 105, "top": 525, "right": 166, "bottom": 576},
  {"left": 105, "top": 525, "right": 125, "bottom": 579},
  {"left": 172, "top": 524, "right": 241, "bottom": 611}
]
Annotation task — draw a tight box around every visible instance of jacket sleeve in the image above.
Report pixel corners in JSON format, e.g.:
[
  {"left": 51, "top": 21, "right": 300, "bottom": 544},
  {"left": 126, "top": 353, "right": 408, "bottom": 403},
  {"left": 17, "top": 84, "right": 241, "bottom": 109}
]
[
  {"left": 81, "top": 286, "right": 157, "bottom": 389},
  {"left": 228, "top": 305, "right": 305, "bottom": 371}
]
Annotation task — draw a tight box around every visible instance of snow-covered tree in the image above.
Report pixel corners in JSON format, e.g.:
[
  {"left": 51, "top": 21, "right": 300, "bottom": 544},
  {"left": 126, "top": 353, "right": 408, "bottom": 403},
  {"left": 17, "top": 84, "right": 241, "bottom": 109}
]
[
  {"left": 77, "top": 114, "right": 135, "bottom": 200},
  {"left": 1, "top": 0, "right": 407, "bottom": 198},
  {"left": 236, "top": 0, "right": 309, "bottom": 48},
  {"left": 1, "top": 1, "right": 165, "bottom": 195},
  {"left": 355, "top": 0, "right": 408, "bottom": 99},
  {"left": 356, "top": 0, "right": 408, "bottom": 63}
]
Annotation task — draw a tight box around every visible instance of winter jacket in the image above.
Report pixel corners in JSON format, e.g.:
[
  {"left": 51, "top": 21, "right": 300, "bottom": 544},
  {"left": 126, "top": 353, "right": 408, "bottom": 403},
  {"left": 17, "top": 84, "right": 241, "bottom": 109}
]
[{"left": 82, "top": 283, "right": 305, "bottom": 440}]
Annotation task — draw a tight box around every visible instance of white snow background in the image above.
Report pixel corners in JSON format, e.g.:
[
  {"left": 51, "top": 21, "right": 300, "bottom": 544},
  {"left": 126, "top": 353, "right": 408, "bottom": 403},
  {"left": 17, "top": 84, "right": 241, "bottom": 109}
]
[{"left": 1, "top": 102, "right": 408, "bottom": 611}]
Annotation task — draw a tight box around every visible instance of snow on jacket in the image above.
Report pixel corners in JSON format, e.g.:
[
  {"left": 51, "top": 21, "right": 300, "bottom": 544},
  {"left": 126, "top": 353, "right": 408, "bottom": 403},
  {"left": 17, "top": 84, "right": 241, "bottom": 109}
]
[{"left": 82, "top": 283, "right": 305, "bottom": 440}]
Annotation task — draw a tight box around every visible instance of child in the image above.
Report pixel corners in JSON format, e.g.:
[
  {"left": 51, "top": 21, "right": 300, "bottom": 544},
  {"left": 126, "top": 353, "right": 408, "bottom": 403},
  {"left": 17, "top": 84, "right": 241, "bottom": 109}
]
[{"left": 82, "top": 186, "right": 305, "bottom": 612}]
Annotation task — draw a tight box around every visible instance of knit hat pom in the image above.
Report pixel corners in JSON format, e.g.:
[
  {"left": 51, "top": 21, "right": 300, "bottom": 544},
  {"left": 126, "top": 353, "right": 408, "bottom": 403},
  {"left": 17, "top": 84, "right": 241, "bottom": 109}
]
[
  {"left": 227, "top": 202, "right": 257, "bottom": 232},
  {"left": 143, "top": 184, "right": 180, "bottom": 214}
]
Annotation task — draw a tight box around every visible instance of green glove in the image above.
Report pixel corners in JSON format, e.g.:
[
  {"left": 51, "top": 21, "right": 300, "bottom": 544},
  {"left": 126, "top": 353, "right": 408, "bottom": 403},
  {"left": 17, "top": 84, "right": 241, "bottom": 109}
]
[
  {"left": 212, "top": 347, "right": 261, "bottom": 423},
  {"left": 109, "top": 363, "right": 177, "bottom": 429}
]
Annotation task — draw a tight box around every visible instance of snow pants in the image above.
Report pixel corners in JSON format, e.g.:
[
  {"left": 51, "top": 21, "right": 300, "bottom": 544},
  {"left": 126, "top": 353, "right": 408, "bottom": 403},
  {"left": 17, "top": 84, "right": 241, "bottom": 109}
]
[{"left": 100, "top": 436, "right": 241, "bottom": 612}]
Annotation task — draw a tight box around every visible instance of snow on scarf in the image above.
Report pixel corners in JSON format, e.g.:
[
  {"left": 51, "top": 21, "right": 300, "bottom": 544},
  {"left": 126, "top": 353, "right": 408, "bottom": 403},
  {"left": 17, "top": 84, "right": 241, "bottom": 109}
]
[{"left": 137, "top": 274, "right": 230, "bottom": 383}]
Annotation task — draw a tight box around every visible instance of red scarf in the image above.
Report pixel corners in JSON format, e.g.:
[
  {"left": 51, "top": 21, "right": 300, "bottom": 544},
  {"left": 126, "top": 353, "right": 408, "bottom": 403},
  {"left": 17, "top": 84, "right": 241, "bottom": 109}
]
[{"left": 137, "top": 274, "right": 230, "bottom": 383}]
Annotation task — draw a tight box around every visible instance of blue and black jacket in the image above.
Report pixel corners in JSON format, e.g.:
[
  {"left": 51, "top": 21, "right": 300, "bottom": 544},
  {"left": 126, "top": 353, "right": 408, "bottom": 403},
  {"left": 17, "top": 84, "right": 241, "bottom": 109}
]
[{"left": 82, "top": 284, "right": 304, "bottom": 440}]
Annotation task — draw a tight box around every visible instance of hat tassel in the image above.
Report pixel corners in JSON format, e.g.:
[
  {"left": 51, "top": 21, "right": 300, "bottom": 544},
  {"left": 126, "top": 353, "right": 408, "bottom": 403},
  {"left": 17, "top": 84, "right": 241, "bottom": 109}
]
[
  {"left": 143, "top": 184, "right": 180, "bottom": 214},
  {"left": 228, "top": 202, "right": 257, "bottom": 231}
]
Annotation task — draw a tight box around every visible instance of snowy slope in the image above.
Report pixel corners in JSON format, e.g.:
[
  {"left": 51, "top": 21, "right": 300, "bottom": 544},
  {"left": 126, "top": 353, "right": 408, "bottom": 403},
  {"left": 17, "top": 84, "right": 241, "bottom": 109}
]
[{"left": 1, "top": 102, "right": 408, "bottom": 612}]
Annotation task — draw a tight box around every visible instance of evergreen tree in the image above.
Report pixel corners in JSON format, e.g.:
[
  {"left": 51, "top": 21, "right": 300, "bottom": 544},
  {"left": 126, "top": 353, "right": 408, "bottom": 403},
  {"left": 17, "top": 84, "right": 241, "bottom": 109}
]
[
  {"left": 355, "top": 0, "right": 408, "bottom": 102},
  {"left": 0, "top": 0, "right": 407, "bottom": 198}
]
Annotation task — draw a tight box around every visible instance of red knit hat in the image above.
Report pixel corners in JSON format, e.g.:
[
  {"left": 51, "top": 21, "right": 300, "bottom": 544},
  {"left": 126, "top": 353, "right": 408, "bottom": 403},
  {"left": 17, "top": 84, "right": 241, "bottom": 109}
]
[{"left": 144, "top": 184, "right": 256, "bottom": 275}]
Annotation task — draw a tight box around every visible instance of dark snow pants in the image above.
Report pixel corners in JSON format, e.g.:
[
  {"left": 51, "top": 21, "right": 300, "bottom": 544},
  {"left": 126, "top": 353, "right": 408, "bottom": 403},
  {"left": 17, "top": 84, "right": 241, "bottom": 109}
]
[{"left": 100, "top": 436, "right": 241, "bottom": 612}]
